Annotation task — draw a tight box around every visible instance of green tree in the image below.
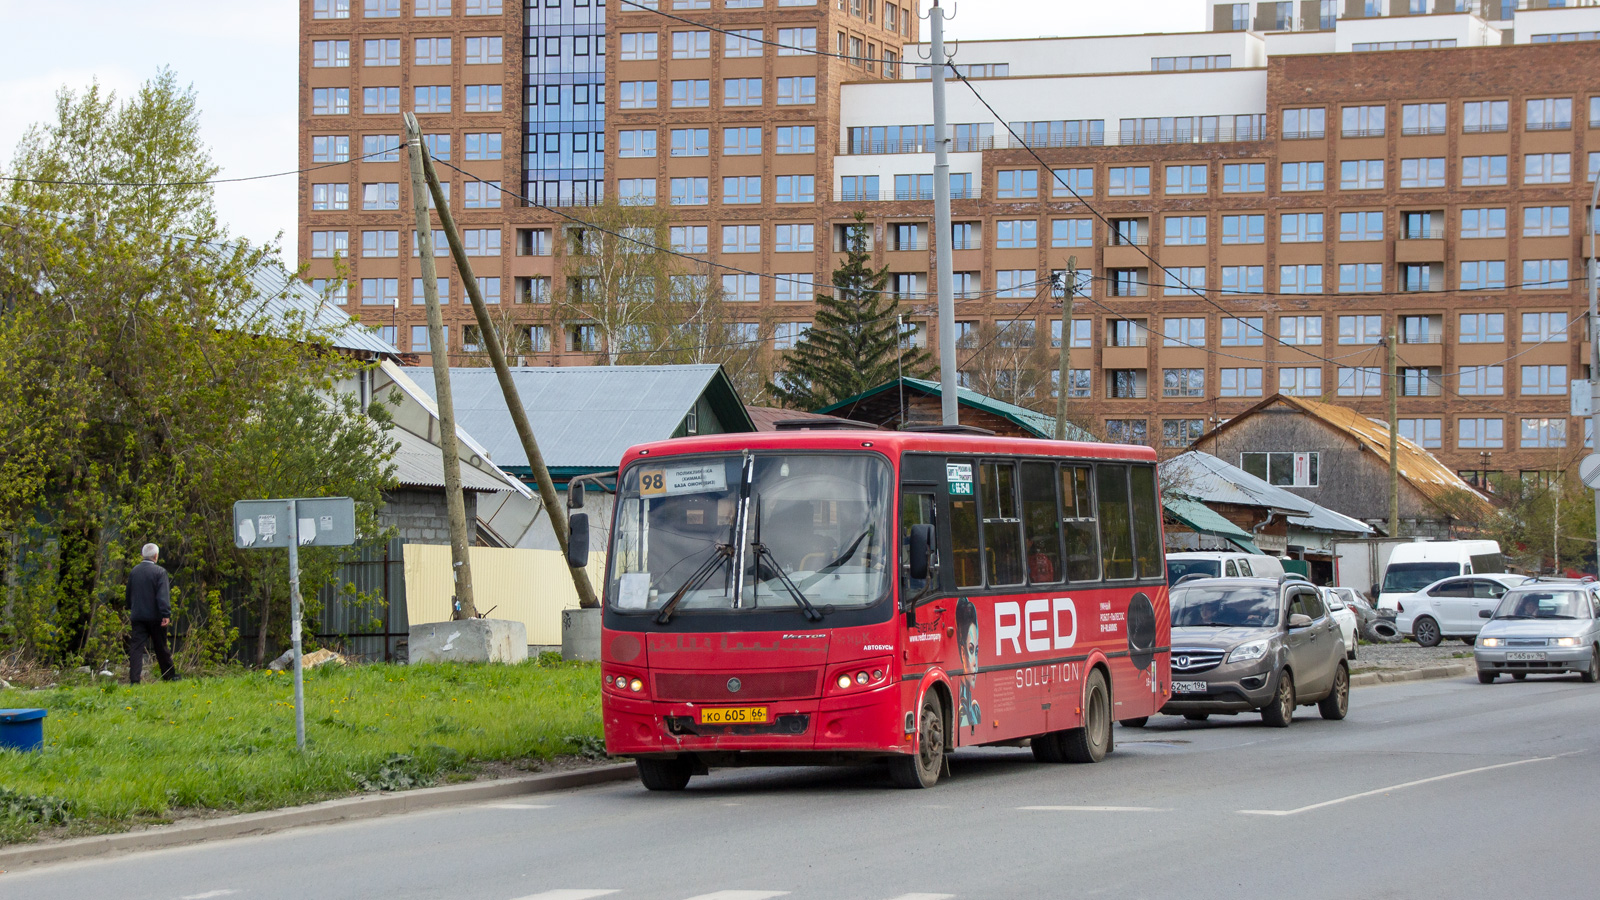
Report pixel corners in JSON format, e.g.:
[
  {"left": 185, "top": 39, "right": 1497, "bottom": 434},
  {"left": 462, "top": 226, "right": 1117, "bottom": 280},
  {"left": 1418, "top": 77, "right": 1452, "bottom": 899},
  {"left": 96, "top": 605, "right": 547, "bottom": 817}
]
[
  {"left": 769, "top": 212, "right": 931, "bottom": 409},
  {"left": 0, "top": 72, "right": 396, "bottom": 668}
]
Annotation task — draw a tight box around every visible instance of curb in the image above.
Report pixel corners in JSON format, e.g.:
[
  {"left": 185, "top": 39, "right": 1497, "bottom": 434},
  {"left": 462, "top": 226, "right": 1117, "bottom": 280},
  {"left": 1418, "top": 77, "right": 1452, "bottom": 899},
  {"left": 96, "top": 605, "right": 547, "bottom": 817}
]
[
  {"left": 1350, "top": 662, "right": 1473, "bottom": 688},
  {"left": 0, "top": 762, "right": 636, "bottom": 870}
]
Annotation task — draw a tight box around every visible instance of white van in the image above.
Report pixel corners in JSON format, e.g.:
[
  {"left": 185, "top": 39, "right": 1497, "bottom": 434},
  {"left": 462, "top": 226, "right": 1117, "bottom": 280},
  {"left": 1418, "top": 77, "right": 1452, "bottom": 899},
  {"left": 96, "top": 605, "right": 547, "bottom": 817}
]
[
  {"left": 1375, "top": 540, "right": 1503, "bottom": 610},
  {"left": 1165, "top": 551, "right": 1287, "bottom": 585}
]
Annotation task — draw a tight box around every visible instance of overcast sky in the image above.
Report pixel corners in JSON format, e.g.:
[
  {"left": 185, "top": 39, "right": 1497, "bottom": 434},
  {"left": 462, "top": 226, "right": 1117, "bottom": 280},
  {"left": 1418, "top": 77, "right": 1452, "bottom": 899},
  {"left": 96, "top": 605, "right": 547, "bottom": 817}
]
[{"left": 0, "top": 0, "right": 1202, "bottom": 261}]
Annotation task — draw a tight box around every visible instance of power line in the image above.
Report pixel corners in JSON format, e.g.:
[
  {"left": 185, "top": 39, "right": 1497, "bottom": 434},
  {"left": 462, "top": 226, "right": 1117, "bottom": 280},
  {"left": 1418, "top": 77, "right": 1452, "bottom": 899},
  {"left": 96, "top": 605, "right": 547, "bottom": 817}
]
[{"left": 0, "top": 148, "right": 401, "bottom": 188}]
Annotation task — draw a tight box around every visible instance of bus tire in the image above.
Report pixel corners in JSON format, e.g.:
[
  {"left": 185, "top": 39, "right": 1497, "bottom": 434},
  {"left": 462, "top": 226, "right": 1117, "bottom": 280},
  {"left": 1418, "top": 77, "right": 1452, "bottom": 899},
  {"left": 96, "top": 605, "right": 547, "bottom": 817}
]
[
  {"left": 889, "top": 694, "right": 945, "bottom": 788},
  {"left": 636, "top": 757, "right": 693, "bottom": 791},
  {"left": 1062, "top": 669, "right": 1112, "bottom": 764},
  {"left": 1119, "top": 717, "right": 1149, "bottom": 728},
  {"left": 1031, "top": 732, "right": 1066, "bottom": 763}
]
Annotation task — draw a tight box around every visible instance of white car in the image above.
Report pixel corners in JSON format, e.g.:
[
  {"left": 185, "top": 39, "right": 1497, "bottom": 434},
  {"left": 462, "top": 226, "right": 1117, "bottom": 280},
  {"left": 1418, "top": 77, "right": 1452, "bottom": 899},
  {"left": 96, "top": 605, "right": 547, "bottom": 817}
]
[
  {"left": 1393, "top": 573, "right": 1530, "bottom": 647},
  {"left": 1322, "top": 587, "right": 1358, "bottom": 659}
]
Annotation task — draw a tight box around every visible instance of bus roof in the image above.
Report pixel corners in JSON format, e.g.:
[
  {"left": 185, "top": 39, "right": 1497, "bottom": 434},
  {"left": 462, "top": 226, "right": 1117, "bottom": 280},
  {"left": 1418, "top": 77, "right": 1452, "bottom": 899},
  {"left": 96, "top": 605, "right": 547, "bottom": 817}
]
[{"left": 618, "top": 430, "right": 1157, "bottom": 469}]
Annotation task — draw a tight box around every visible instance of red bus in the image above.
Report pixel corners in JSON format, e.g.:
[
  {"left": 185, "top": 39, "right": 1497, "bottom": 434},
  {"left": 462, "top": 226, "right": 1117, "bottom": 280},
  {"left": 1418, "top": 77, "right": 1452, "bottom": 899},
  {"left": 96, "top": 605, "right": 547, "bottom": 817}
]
[{"left": 580, "top": 427, "right": 1170, "bottom": 790}]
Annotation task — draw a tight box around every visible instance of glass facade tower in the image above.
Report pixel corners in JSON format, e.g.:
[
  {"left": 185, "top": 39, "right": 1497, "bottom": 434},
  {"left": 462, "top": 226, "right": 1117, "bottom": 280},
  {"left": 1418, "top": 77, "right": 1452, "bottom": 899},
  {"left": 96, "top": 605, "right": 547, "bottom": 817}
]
[{"left": 525, "top": 0, "right": 607, "bottom": 206}]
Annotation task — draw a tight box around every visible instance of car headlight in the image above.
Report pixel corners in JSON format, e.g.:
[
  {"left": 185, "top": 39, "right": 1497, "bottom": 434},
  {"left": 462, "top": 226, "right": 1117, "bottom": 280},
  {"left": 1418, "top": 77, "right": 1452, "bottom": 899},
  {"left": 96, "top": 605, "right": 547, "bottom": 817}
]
[
  {"left": 1479, "top": 637, "right": 1501, "bottom": 648},
  {"left": 1555, "top": 637, "right": 1581, "bottom": 647},
  {"left": 1228, "top": 639, "right": 1270, "bottom": 664}
]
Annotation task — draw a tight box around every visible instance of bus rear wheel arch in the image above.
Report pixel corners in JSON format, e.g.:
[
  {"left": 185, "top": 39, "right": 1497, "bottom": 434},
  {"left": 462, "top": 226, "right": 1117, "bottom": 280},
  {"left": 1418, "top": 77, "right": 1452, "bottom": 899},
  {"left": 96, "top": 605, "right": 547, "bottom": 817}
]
[{"left": 1033, "top": 665, "right": 1113, "bottom": 764}]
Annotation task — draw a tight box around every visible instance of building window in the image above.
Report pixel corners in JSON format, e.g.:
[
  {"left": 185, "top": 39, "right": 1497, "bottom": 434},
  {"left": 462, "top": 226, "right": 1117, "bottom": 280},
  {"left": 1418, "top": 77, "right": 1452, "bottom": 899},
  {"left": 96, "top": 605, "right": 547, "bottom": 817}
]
[
  {"left": 1162, "top": 368, "right": 1204, "bottom": 398},
  {"left": 1280, "top": 161, "right": 1324, "bottom": 192},
  {"left": 1521, "top": 418, "right": 1567, "bottom": 449},
  {"left": 409, "top": 277, "right": 450, "bottom": 305},
  {"left": 310, "top": 231, "right": 348, "bottom": 258},
  {"left": 1280, "top": 213, "right": 1323, "bottom": 242},
  {"left": 774, "top": 223, "right": 814, "bottom": 252},
  {"left": 1338, "top": 263, "right": 1382, "bottom": 293},
  {"left": 313, "top": 88, "right": 350, "bottom": 116},
  {"left": 1282, "top": 108, "right": 1325, "bottom": 139},
  {"left": 723, "top": 127, "right": 761, "bottom": 156},
  {"left": 725, "top": 29, "right": 763, "bottom": 57},
  {"left": 619, "top": 33, "right": 658, "bottom": 60},
  {"left": 1524, "top": 153, "right": 1572, "bottom": 184},
  {"left": 1463, "top": 100, "right": 1509, "bottom": 133},
  {"left": 722, "top": 225, "right": 760, "bottom": 254},
  {"left": 721, "top": 274, "right": 761, "bottom": 303},
  {"left": 360, "top": 182, "right": 399, "bottom": 210},
  {"left": 669, "top": 226, "right": 708, "bottom": 254},
  {"left": 1338, "top": 315, "right": 1382, "bottom": 345},
  {"left": 310, "top": 278, "right": 348, "bottom": 306},
  {"left": 1524, "top": 207, "right": 1570, "bottom": 237},
  {"left": 464, "top": 85, "right": 502, "bottom": 112},
  {"left": 1106, "top": 167, "right": 1151, "bottom": 196},
  {"left": 1338, "top": 211, "right": 1384, "bottom": 241},
  {"left": 1279, "top": 316, "right": 1322, "bottom": 345},
  {"left": 1279, "top": 265, "right": 1324, "bottom": 294},
  {"left": 313, "top": 0, "right": 352, "bottom": 18},
  {"left": 776, "top": 27, "right": 817, "bottom": 55},
  {"left": 313, "top": 135, "right": 351, "bottom": 162},
  {"left": 1222, "top": 163, "right": 1265, "bottom": 193},
  {"left": 996, "top": 169, "right": 1038, "bottom": 199},
  {"left": 463, "top": 229, "right": 500, "bottom": 256},
  {"left": 1165, "top": 165, "right": 1207, "bottom": 195},
  {"left": 1459, "top": 260, "right": 1506, "bottom": 291},
  {"left": 1459, "top": 313, "right": 1505, "bottom": 344},
  {"left": 617, "top": 130, "right": 657, "bottom": 159},
  {"left": 365, "top": 0, "right": 400, "bottom": 16},
  {"left": 566, "top": 324, "right": 600, "bottom": 353},
  {"left": 1340, "top": 159, "right": 1385, "bottom": 190},
  {"left": 362, "top": 278, "right": 400, "bottom": 307},
  {"left": 1459, "top": 418, "right": 1504, "bottom": 449},
  {"left": 1219, "top": 368, "right": 1263, "bottom": 398},
  {"left": 1459, "top": 365, "right": 1505, "bottom": 396},
  {"left": 619, "top": 82, "right": 658, "bottom": 110},
  {"left": 1402, "top": 102, "right": 1447, "bottom": 135},
  {"left": 414, "top": 37, "right": 451, "bottom": 66},
  {"left": 1105, "top": 420, "right": 1148, "bottom": 446},
  {"left": 1336, "top": 367, "right": 1382, "bottom": 397},
  {"left": 464, "top": 0, "right": 501, "bottom": 12},
  {"left": 1220, "top": 215, "right": 1264, "bottom": 245},
  {"left": 1221, "top": 266, "right": 1264, "bottom": 294},
  {"left": 775, "top": 175, "right": 815, "bottom": 204},
  {"left": 1164, "top": 216, "right": 1206, "bottom": 246},
  {"left": 1341, "top": 105, "right": 1385, "bottom": 138},
  {"left": 1052, "top": 218, "right": 1092, "bottom": 248},
  {"left": 616, "top": 178, "right": 656, "bottom": 206},
  {"left": 1461, "top": 208, "right": 1506, "bottom": 239},
  {"left": 363, "top": 38, "right": 401, "bottom": 67},
  {"left": 1163, "top": 317, "right": 1205, "bottom": 348},
  {"left": 411, "top": 325, "right": 446, "bottom": 353},
  {"left": 1527, "top": 98, "right": 1573, "bottom": 131},
  {"left": 413, "top": 86, "right": 451, "bottom": 114},
  {"left": 1220, "top": 317, "right": 1264, "bottom": 347},
  {"left": 775, "top": 274, "right": 814, "bottom": 303},
  {"left": 1400, "top": 158, "right": 1446, "bottom": 189},
  {"left": 773, "top": 322, "right": 811, "bottom": 350},
  {"left": 1163, "top": 419, "right": 1205, "bottom": 448},
  {"left": 776, "top": 126, "right": 814, "bottom": 154},
  {"left": 996, "top": 220, "right": 1038, "bottom": 249},
  {"left": 1279, "top": 367, "right": 1323, "bottom": 397},
  {"left": 1051, "top": 168, "right": 1093, "bottom": 197},
  {"left": 1522, "top": 259, "right": 1570, "bottom": 289},
  {"left": 1462, "top": 155, "right": 1508, "bottom": 187},
  {"left": 1241, "top": 452, "right": 1319, "bottom": 488},
  {"left": 312, "top": 40, "right": 350, "bottom": 67},
  {"left": 1520, "top": 364, "right": 1568, "bottom": 396},
  {"left": 311, "top": 183, "right": 349, "bottom": 211},
  {"left": 672, "top": 30, "right": 712, "bottom": 59},
  {"left": 1160, "top": 267, "right": 1203, "bottom": 297},
  {"left": 1522, "top": 312, "right": 1569, "bottom": 343},
  {"left": 670, "top": 177, "right": 709, "bottom": 206},
  {"left": 362, "top": 230, "right": 399, "bottom": 258},
  {"left": 723, "top": 78, "right": 762, "bottom": 107},
  {"left": 465, "top": 36, "right": 502, "bottom": 65},
  {"left": 361, "top": 87, "right": 399, "bottom": 115},
  {"left": 775, "top": 77, "right": 816, "bottom": 106},
  {"left": 669, "top": 128, "right": 710, "bottom": 158}
]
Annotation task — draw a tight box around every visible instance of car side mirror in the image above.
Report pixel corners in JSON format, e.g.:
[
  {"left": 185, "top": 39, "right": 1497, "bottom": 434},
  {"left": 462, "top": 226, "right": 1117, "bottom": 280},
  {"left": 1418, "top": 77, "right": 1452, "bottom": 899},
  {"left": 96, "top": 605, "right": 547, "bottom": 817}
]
[
  {"left": 566, "top": 512, "right": 590, "bottom": 569},
  {"left": 1479, "top": 609, "right": 1492, "bottom": 618},
  {"left": 906, "top": 523, "right": 935, "bottom": 581},
  {"left": 1288, "top": 613, "right": 1313, "bottom": 629}
]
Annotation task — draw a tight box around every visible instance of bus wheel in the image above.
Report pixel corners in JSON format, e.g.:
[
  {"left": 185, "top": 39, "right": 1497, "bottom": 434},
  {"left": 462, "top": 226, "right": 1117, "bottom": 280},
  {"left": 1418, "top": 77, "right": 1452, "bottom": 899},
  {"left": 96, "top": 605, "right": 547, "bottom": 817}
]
[
  {"left": 636, "top": 757, "right": 693, "bottom": 791},
  {"left": 889, "top": 694, "right": 945, "bottom": 788},
  {"left": 1063, "top": 669, "right": 1112, "bottom": 764},
  {"left": 1031, "top": 731, "right": 1066, "bottom": 763}
]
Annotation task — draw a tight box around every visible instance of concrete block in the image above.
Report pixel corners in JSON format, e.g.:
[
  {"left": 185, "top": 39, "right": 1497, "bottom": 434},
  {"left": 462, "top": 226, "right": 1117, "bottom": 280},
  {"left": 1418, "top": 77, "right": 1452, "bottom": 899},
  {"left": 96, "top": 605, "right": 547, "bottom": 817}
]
[
  {"left": 408, "top": 619, "right": 529, "bottom": 665},
  {"left": 561, "top": 607, "right": 602, "bottom": 661}
]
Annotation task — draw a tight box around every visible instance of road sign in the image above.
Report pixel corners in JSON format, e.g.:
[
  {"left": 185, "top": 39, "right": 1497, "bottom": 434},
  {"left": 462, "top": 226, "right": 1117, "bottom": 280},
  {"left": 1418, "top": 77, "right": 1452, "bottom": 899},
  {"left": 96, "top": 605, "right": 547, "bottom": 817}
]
[
  {"left": 231, "top": 497, "right": 357, "bottom": 751},
  {"left": 1582, "top": 455, "right": 1600, "bottom": 489},
  {"left": 234, "top": 497, "right": 355, "bottom": 549}
]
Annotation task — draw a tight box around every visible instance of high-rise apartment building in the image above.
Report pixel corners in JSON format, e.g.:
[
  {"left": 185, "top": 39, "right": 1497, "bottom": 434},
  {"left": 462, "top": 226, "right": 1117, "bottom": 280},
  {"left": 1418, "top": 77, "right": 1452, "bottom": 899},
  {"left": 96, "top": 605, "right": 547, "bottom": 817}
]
[{"left": 299, "top": 0, "right": 1600, "bottom": 487}]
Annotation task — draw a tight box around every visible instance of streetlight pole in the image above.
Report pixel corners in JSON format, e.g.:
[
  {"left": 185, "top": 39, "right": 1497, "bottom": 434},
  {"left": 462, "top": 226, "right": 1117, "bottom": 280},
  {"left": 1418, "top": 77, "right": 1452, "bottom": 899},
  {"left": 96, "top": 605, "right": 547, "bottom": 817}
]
[
  {"left": 929, "top": 0, "right": 958, "bottom": 426},
  {"left": 1588, "top": 173, "right": 1600, "bottom": 570}
]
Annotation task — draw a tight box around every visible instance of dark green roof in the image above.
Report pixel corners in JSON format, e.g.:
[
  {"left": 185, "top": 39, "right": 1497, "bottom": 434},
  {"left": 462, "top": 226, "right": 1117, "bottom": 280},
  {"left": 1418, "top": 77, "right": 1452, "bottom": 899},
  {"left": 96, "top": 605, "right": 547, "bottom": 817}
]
[{"left": 815, "top": 377, "right": 1097, "bottom": 441}]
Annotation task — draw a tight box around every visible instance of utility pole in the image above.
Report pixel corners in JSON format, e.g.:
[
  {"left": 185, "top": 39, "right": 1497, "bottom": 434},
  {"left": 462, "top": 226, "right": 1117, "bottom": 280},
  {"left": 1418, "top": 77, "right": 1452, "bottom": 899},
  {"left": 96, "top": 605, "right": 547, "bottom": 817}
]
[
  {"left": 1588, "top": 174, "right": 1600, "bottom": 567},
  {"left": 404, "top": 113, "right": 476, "bottom": 619},
  {"left": 1054, "top": 257, "right": 1077, "bottom": 440},
  {"left": 929, "top": 0, "right": 958, "bottom": 426},
  {"left": 410, "top": 120, "right": 601, "bottom": 609},
  {"left": 1387, "top": 324, "right": 1400, "bottom": 538}
]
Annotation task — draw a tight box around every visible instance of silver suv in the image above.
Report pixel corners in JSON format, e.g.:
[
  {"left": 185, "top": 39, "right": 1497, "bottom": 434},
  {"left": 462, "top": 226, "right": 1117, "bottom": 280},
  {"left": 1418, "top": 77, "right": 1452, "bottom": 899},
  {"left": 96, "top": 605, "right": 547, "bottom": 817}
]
[{"left": 1158, "top": 577, "right": 1349, "bottom": 727}]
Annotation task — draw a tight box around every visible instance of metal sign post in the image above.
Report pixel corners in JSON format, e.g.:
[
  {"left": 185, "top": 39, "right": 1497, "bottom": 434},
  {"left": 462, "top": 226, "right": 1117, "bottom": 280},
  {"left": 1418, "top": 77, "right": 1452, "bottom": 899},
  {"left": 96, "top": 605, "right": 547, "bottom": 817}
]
[{"left": 234, "top": 497, "right": 357, "bottom": 752}]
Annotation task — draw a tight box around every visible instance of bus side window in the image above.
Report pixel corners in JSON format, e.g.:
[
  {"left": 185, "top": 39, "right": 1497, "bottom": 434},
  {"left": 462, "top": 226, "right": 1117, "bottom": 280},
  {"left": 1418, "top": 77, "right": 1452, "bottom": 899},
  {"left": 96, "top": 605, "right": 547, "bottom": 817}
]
[
  {"left": 950, "top": 462, "right": 982, "bottom": 589},
  {"left": 1129, "top": 465, "right": 1163, "bottom": 581},
  {"left": 1020, "top": 461, "right": 1062, "bottom": 584},
  {"left": 1097, "top": 464, "right": 1135, "bottom": 579},
  {"left": 901, "top": 492, "right": 936, "bottom": 592},
  {"left": 1061, "top": 465, "right": 1101, "bottom": 582},
  {"left": 979, "top": 461, "right": 1024, "bottom": 586}
]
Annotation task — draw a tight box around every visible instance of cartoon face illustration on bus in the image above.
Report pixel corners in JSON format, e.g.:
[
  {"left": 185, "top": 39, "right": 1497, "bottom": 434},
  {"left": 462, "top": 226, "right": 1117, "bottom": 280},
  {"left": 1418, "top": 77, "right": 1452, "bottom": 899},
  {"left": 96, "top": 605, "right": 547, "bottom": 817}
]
[{"left": 956, "top": 597, "right": 980, "bottom": 734}]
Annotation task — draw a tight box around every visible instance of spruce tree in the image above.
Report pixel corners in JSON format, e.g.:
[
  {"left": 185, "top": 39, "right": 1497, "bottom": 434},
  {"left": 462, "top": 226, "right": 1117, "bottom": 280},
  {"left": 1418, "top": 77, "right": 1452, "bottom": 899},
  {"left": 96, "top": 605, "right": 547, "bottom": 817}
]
[{"left": 769, "top": 212, "right": 932, "bottom": 409}]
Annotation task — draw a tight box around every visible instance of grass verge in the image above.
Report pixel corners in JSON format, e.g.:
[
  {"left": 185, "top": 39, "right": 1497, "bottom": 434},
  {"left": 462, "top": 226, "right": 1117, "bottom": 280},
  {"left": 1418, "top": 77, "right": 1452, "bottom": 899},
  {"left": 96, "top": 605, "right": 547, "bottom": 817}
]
[{"left": 0, "top": 660, "right": 602, "bottom": 845}]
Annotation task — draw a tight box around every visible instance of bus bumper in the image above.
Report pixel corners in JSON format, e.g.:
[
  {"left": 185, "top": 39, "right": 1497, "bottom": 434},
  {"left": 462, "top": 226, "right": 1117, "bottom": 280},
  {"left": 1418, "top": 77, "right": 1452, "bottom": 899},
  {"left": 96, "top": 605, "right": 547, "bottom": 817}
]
[{"left": 604, "top": 686, "right": 909, "bottom": 758}]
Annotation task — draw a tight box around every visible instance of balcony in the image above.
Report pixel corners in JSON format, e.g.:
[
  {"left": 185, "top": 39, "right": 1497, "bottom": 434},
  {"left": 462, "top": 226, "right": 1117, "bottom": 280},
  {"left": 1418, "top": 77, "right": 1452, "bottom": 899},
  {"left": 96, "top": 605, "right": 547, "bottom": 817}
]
[
  {"left": 843, "top": 135, "right": 996, "bottom": 155},
  {"left": 832, "top": 188, "right": 980, "bottom": 202},
  {"left": 1527, "top": 120, "right": 1572, "bottom": 132},
  {"left": 1340, "top": 128, "right": 1386, "bottom": 139},
  {"left": 1282, "top": 128, "right": 1326, "bottom": 140},
  {"left": 889, "top": 239, "right": 928, "bottom": 252},
  {"left": 1463, "top": 122, "right": 1509, "bottom": 134},
  {"left": 1400, "top": 125, "right": 1449, "bottom": 137},
  {"left": 1399, "top": 226, "right": 1446, "bottom": 240}
]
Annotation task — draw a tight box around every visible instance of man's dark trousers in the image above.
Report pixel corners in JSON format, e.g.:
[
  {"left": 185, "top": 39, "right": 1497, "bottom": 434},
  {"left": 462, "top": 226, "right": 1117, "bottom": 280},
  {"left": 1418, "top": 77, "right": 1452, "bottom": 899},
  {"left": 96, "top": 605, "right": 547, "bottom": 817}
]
[{"left": 129, "top": 619, "right": 176, "bottom": 683}]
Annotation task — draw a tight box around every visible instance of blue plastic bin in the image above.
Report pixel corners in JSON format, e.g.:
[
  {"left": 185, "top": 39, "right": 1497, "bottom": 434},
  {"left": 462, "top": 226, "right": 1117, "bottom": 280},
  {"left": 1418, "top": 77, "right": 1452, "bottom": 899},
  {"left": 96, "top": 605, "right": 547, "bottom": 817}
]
[{"left": 0, "top": 708, "right": 46, "bottom": 752}]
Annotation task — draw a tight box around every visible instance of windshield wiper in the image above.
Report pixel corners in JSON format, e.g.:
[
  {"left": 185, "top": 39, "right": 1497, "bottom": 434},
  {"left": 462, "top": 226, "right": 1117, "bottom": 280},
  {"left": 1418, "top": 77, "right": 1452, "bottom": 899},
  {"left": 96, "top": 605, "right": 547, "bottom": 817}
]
[
  {"left": 752, "top": 542, "right": 823, "bottom": 622},
  {"left": 797, "top": 526, "right": 873, "bottom": 592},
  {"left": 654, "top": 544, "right": 734, "bottom": 625}
]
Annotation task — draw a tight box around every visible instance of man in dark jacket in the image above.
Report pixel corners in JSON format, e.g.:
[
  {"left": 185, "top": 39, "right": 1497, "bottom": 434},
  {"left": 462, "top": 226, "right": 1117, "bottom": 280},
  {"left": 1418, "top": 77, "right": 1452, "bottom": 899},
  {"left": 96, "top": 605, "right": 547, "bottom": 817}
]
[{"left": 126, "top": 543, "right": 177, "bottom": 683}]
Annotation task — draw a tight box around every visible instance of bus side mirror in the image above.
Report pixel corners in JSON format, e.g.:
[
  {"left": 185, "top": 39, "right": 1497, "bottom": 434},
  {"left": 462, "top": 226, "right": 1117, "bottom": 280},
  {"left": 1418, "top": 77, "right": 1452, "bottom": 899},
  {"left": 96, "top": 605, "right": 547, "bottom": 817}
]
[
  {"left": 907, "top": 524, "right": 935, "bottom": 580},
  {"left": 568, "top": 482, "right": 585, "bottom": 510},
  {"left": 567, "top": 513, "right": 590, "bottom": 569}
]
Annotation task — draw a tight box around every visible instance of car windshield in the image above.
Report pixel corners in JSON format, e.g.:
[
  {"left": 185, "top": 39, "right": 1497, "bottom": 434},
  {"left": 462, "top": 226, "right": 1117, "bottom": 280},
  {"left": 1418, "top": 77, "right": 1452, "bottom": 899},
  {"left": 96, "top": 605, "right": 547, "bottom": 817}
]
[
  {"left": 1166, "top": 559, "right": 1220, "bottom": 585},
  {"left": 1383, "top": 562, "right": 1462, "bottom": 594},
  {"left": 1492, "top": 589, "right": 1590, "bottom": 620},
  {"left": 1170, "top": 584, "right": 1280, "bottom": 628},
  {"left": 607, "top": 453, "right": 893, "bottom": 615}
]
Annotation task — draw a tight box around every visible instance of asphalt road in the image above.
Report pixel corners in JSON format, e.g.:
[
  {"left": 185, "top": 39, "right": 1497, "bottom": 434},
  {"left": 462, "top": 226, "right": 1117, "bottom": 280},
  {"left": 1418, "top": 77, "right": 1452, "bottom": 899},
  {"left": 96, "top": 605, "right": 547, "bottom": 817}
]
[{"left": 9, "top": 674, "right": 1600, "bottom": 900}]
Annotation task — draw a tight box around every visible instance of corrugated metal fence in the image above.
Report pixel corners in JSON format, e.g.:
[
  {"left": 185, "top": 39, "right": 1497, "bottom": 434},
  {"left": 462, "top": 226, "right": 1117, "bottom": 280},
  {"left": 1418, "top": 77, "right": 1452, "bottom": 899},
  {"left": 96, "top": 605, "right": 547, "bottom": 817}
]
[{"left": 229, "top": 537, "right": 410, "bottom": 664}]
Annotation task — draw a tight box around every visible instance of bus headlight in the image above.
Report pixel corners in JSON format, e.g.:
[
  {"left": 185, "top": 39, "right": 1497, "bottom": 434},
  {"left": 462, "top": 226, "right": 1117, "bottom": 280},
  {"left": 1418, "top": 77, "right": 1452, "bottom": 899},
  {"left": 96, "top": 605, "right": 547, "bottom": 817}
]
[
  {"left": 837, "top": 674, "right": 853, "bottom": 689},
  {"left": 629, "top": 678, "right": 644, "bottom": 692}
]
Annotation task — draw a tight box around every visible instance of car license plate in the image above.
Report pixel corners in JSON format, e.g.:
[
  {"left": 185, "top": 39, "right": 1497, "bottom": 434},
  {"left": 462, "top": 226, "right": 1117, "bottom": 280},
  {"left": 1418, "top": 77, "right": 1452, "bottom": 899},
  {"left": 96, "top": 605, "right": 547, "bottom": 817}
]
[
  {"left": 699, "top": 706, "right": 769, "bottom": 724},
  {"left": 1172, "top": 681, "right": 1207, "bottom": 693},
  {"left": 1506, "top": 651, "right": 1546, "bottom": 661}
]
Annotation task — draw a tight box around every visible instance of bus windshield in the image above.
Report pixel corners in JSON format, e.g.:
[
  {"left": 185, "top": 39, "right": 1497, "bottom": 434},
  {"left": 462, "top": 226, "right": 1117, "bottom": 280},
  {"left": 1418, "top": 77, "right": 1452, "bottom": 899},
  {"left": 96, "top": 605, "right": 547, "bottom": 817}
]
[{"left": 608, "top": 453, "right": 893, "bottom": 616}]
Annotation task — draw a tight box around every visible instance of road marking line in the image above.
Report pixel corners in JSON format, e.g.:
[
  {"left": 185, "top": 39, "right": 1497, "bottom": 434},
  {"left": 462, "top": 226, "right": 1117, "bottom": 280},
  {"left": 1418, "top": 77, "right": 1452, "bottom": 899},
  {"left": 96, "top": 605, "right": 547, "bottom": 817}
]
[
  {"left": 486, "top": 803, "right": 553, "bottom": 809},
  {"left": 509, "top": 891, "right": 620, "bottom": 900},
  {"left": 1238, "top": 755, "right": 1558, "bottom": 817},
  {"left": 680, "top": 892, "right": 790, "bottom": 900},
  {"left": 180, "top": 892, "right": 238, "bottom": 900},
  {"left": 881, "top": 894, "right": 956, "bottom": 900},
  {"left": 1018, "top": 805, "right": 1169, "bottom": 812}
]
